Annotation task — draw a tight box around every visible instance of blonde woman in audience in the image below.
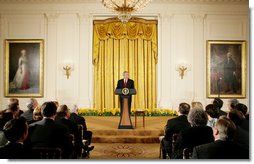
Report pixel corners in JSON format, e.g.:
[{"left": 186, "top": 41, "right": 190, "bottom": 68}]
[
  {"left": 191, "top": 101, "right": 203, "bottom": 109},
  {"left": 30, "top": 106, "right": 43, "bottom": 124}
]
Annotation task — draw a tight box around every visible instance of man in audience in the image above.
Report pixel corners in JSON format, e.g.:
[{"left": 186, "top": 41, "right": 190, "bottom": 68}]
[
  {"left": 192, "top": 117, "right": 249, "bottom": 159},
  {"left": 173, "top": 108, "right": 214, "bottom": 159},
  {"left": 213, "top": 98, "right": 227, "bottom": 117},
  {"left": 161, "top": 103, "right": 191, "bottom": 159},
  {"left": 205, "top": 104, "right": 219, "bottom": 127},
  {"left": 235, "top": 103, "right": 249, "bottom": 131},
  {"left": 228, "top": 99, "right": 239, "bottom": 111},
  {"left": 21, "top": 98, "right": 38, "bottom": 124},
  {"left": 0, "top": 112, "right": 14, "bottom": 146},
  {"left": 5, "top": 101, "right": 20, "bottom": 119},
  {"left": 0, "top": 117, "right": 30, "bottom": 159},
  {"left": 69, "top": 105, "right": 93, "bottom": 146},
  {"left": 228, "top": 110, "right": 249, "bottom": 150},
  {"left": 27, "top": 101, "right": 73, "bottom": 158},
  {"left": 55, "top": 105, "right": 94, "bottom": 158}
]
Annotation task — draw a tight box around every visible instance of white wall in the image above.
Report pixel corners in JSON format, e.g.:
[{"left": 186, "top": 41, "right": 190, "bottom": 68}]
[{"left": 0, "top": 0, "right": 249, "bottom": 111}]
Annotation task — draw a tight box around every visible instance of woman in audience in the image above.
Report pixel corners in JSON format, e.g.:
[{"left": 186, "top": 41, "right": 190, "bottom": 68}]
[
  {"left": 28, "top": 106, "right": 43, "bottom": 124},
  {"left": 205, "top": 104, "right": 219, "bottom": 127},
  {"left": 173, "top": 107, "right": 214, "bottom": 159},
  {"left": 213, "top": 98, "right": 227, "bottom": 117}
]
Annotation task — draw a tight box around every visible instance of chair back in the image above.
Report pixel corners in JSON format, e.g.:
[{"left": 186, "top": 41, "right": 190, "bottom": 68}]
[
  {"left": 183, "top": 148, "right": 192, "bottom": 159},
  {"left": 171, "top": 133, "right": 179, "bottom": 158},
  {"left": 77, "top": 124, "right": 83, "bottom": 139},
  {"left": 32, "top": 147, "right": 62, "bottom": 159}
]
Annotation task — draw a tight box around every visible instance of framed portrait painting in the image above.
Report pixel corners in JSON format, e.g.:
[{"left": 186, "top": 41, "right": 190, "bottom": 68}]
[
  {"left": 206, "top": 40, "right": 246, "bottom": 98},
  {"left": 4, "top": 39, "right": 44, "bottom": 97}
]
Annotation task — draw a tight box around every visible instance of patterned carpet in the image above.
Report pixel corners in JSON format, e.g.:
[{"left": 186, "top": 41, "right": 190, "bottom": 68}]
[{"left": 89, "top": 143, "right": 160, "bottom": 159}]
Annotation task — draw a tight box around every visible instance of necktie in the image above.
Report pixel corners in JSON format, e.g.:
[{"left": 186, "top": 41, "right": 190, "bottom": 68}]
[{"left": 124, "top": 79, "right": 127, "bottom": 88}]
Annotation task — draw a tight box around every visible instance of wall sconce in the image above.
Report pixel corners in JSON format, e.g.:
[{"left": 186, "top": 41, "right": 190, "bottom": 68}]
[
  {"left": 175, "top": 62, "right": 190, "bottom": 79},
  {"left": 62, "top": 62, "right": 74, "bottom": 79}
]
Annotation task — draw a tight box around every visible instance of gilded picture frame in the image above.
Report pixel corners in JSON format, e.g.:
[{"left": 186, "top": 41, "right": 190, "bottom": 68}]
[
  {"left": 4, "top": 39, "right": 44, "bottom": 97},
  {"left": 206, "top": 40, "right": 246, "bottom": 98}
]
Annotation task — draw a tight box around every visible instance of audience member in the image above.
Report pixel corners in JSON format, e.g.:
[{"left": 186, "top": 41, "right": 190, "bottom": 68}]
[
  {"left": 21, "top": 98, "right": 38, "bottom": 124},
  {"left": 31, "top": 106, "right": 43, "bottom": 124},
  {"left": 5, "top": 102, "right": 20, "bottom": 119},
  {"left": 69, "top": 105, "right": 93, "bottom": 145},
  {"left": 205, "top": 104, "right": 219, "bottom": 127},
  {"left": 213, "top": 98, "right": 227, "bottom": 117},
  {"left": 228, "top": 99, "right": 239, "bottom": 111},
  {"left": 173, "top": 108, "right": 214, "bottom": 159},
  {"left": 161, "top": 103, "right": 191, "bottom": 159},
  {"left": 228, "top": 110, "right": 249, "bottom": 150},
  {"left": 0, "top": 117, "right": 30, "bottom": 159},
  {"left": 27, "top": 101, "right": 73, "bottom": 158},
  {"left": 192, "top": 117, "right": 249, "bottom": 159},
  {"left": 55, "top": 105, "right": 84, "bottom": 157},
  {"left": 191, "top": 101, "right": 203, "bottom": 109},
  {"left": 0, "top": 112, "right": 14, "bottom": 147},
  {"left": 235, "top": 103, "right": 249, "bottom": 131}
]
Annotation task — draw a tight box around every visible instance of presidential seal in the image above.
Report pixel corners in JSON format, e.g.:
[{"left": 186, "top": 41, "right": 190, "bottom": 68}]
[{"left": 122, "top": 88, "right": 129, "bottom": 95}]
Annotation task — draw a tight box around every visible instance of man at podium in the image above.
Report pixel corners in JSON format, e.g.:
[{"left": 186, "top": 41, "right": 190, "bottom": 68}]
[{"left": 115, "top": 71, "right": 136, "bottom": 129}]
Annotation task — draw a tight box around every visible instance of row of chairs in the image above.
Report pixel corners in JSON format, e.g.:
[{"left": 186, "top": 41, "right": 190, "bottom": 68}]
[{"left": 159, "top": 133, "right": 192, "bottom": 159}]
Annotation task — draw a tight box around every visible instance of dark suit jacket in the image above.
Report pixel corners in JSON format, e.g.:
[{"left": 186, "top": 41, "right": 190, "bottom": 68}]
[
  {"left": 173, "top": 126, "right": 214, "bottom": 159},
  {"left": 69, "top": 113, "right": 87, "bottom": 131},
  {"left": 234, "top": 127, "right": 249, "bottom": 150},
  {"left": 218, "top": 109, "right": 227, "bottom": 117},
  {"left": 116, "top": 79, "right": 135, "bottom": 89},
  {"left": 165, "top": 115, "right": 191, "bottom": 141},
  {"left": 0, "top": 142, "right": 30, "bottom": 159},
  {"left": 21, "top": 109, "right": 34, "bottom": 124},
  {"left": 28, "top": 118, "right": 73, "bottom": 158},
  {"left": 55, "top": 117, "right": 82, "bottom": 154},
  {"left": 192, "top": 140, "right": 249, "bottom": 159}
]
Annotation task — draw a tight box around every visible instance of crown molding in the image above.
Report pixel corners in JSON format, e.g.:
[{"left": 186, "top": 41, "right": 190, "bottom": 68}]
[{"left": 0, "top": 0, "right": 248, "bottom": 4}]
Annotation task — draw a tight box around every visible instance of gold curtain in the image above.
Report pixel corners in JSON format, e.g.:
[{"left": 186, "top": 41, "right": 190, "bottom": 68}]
[{"left": 93, "top": 18, "right": 158, "bottom": 111}]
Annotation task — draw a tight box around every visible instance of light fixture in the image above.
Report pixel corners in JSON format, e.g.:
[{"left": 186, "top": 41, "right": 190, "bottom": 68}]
[
  {"left": 62, "top": 62, "right": 74, "bottom": 79},
  {"left": 101, "top": 0, "right": 152, "bottom": 23},
  {"left": 175, "top": 62, "right": 190, "bottom": 79}
]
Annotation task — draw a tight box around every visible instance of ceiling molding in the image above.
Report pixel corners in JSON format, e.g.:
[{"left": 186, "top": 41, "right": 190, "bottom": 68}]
[{"left": 0, "top": 0, "right": 249, "bottom": 4}]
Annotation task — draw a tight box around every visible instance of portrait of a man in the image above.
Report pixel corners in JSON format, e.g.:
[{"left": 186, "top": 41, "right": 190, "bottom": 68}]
[
  {"left": 207, "top": 41, "right": 246, "bottom": 98},
  {"left": 5, "top": 40, "right": 44, "bottom": 97}
]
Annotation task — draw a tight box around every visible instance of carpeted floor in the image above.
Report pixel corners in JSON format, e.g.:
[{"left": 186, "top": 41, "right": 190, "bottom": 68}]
[{"left": 89, "top": 143, "right": 161, "bottom": 159}]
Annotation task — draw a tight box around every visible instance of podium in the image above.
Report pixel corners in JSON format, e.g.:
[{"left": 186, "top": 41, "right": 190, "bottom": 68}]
[{"left": 115, "top": 88, "right": 136, "bottom": 129}]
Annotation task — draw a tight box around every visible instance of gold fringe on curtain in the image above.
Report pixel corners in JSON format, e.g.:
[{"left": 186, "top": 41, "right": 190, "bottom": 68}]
[{"left": 93, "top": 17, "right": 158, "bottom": 111}]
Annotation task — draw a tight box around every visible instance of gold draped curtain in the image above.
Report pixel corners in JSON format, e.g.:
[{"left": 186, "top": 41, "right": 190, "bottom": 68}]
[{"left": 93, "top": 18, "right": 158, "bottom": 111}]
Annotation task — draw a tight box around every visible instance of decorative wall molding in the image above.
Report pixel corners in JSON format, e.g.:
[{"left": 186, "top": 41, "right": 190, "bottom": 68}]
[
  {"left": 191, "top": 13, "right": 207, "bottom": 23},
  {"left": 0, "top": 0, "right": 248, "bottom": 4},
  {"left": 45, "top": 13, "right": 59, "bottom": 22}
]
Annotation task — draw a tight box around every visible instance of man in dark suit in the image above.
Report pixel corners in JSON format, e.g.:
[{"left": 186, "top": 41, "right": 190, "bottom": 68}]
[
  {"left": 223, "top": 51, "right": 237, "bottom": 93},
  {"left": 213, "top": 98, "right": 227, "bottom": 117},
  {"left": 28, "top": 101, "right": 73, "bottom": 159},
  {"left": 161, "top": 103, "right": 191, "bottom": 159},
  {"left": 173, "top": 108, "right": 214, "bottom": 159},
  {"left": 116, "top": 71, "right": 135, "bottom": 116},
  {"left": 192, "top": 117, "right": 249, "bottom": 159},
  {"left": 69, "top": 105, "right": 93, "bottom": 145},
  {"left": 0, "top": 117, "right": 30, "bottom": 159},
  {"left": 21, "top": 98, "right": 38, "bottom": 124}
]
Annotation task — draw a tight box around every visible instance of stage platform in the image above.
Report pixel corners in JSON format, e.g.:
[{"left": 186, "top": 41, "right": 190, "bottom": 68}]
[{"left": 85, "top": 116, "right": 174, "bottom": 143}]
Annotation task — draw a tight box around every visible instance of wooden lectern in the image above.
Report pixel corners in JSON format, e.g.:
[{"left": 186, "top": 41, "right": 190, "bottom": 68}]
[{"left": 115, "top": 88, "right": 136, "bottom": 129}]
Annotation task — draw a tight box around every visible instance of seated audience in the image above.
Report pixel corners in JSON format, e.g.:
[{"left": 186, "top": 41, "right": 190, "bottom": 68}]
[
  {"left": 55, "top": 105, "right": 85, "bottom": 157},
  {"left": 161, "top": 103, "right": 191, "bottom": 159},
  {"left": 235, "top": 103, "right": 249, "bottom": 131},
  {"left": 213, "top": 98, "right": 227, "bottom": 117},
  {"left": 173, "top": 108, "right": 214, "bottom": 159},
  {"left": 21, "top": 98, "right": 38, "bottom": 124},
  {"left": 205, "top": 104, "right": 219, "bottom": 127},
  {"left": 228, "top": 110, "right": 249, "bottom": 150},
  {"left": 69, "top": 105, "right": 93, "bottom": 145},
  {"left": 5, "top": 102, "right": 20, "bottom": 119},
  {"left": 27, "top": 101, "right": 73, "bottom": 158},
  {"left": 228, "top": 99, "right": 239, "bottom": 111},
  {"left": 0, "top": 117, "right": 30, "bottom": 159},
  {"left": 192, "top": 117, "right": 249, "bottom": 159}
]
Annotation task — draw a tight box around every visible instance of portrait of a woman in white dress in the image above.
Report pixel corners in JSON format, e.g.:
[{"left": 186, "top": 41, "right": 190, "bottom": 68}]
[{"left": 12, "top": 49, "right": 30, "bottom": 90}]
